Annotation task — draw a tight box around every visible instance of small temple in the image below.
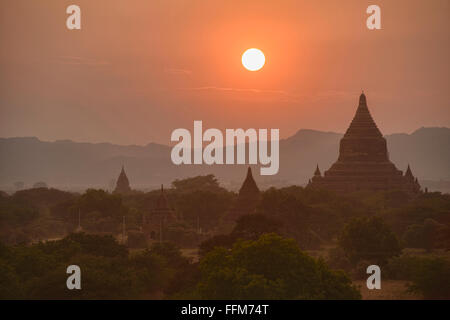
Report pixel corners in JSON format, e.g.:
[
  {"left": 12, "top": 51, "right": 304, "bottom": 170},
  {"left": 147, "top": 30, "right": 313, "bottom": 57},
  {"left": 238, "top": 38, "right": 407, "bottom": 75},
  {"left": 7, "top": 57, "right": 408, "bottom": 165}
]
[
  {"left": 113, "top": 165, "right": 132, "bottom": 194},
  {"left": 143, "top": 185, "right": 177, "bottom": 241},
  {"left": 227, "top": 167, "right": 261, "bottom": 221},
  {"left": 308, "top": 93, "right": 421, "bottom": 194}
]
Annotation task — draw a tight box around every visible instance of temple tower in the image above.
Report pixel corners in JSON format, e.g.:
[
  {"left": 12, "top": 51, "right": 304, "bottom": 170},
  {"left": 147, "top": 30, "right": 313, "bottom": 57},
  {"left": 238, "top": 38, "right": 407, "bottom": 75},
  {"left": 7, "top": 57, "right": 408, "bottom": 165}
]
[
  {"left": 143, "top": 185, "right": 176, "bottom": 241},
  {"left": 113, "top": 165, "right": 132, "bottom": 194},
  {"left": 228, "top": 167, "right": 261, "bottom": 221},
  {"left": 308, "top": 93, "right": 421, "bottom": 194}
]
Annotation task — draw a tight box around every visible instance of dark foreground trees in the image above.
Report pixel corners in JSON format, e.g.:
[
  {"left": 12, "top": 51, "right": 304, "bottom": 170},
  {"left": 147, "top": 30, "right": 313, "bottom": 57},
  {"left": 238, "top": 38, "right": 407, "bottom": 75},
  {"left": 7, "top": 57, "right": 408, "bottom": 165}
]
[
  {"left": 1, "top": 232, "right": 361, "bottom": 300},
  {"left": 198, "top": 233, "right": 361, "bottom": 300},
  {"left": 0, "top": 233, "right": 187, "bottom": 299}
]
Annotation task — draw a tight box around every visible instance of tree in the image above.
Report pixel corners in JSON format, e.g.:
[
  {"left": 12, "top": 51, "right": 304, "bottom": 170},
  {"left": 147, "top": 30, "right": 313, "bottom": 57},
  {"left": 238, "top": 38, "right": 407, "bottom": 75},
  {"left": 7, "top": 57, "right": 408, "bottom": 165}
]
[
  {"left": 32, "top": 182, "right": 48, "bottom": 189},
  {"left": 198, "top": 214, "right": 282, "bottom": 257},
  {"left": 0, "top": 233, "right": 174, "bottom": 299},
  {"left": 403, "top": 219, "right": 444, "bottom": 251},
  {"left": 338, "top": 216, "right": 401, "bottom": 265},
  {"left": 175, "top": 190, "right": 233, "bottom": 231},
  {"left": 199, "top": 233, "right": 361, "bottom": 299},
  {"left": 0, "top": 243, "right": 23, "bottom": 299},
  {"left": 149, "top": 242, "right": 189, "bottom": 269},
  {"left": 50, "top": 189, "right": 129, "bottom": 233},
  {"left": 199, "top": 234, "right": 236, "bottom": 258},
  {"left": 386, "top": 254, "right": 450, "bottom": 299},
  {"left": 77, "top": 189, "right": 126, "bottom": 219},
  {"left": 232, "top": 214, "right": 282, "bottom": 240},
  {"left": 256, "top": 187, "right": 351, "bottom": 249},
  {"left": 13, "top": 187, "right": 74, "bottom": 208},
  {"left": 172, "top": 175, "right": 224, "bottom": 193},
  {"left": 408, "top": 257, "right": 450, "bottom": 299}
]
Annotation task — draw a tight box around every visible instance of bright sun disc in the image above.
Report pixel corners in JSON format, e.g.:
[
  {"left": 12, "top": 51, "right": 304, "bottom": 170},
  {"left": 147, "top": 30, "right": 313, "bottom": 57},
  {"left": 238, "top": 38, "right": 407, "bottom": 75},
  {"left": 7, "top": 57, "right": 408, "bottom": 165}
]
[{"left": 242, "top": 48, "right": 265, "bottom": 71}]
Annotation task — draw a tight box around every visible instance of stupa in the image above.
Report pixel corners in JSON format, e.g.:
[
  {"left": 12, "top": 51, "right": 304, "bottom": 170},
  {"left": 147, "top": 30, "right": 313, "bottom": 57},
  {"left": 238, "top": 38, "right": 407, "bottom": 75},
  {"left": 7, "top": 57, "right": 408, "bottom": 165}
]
[
  {"left": 308, "top": 93, "right": 421, "bottom": 194},
  {"left": 113, "top": 165, "right": 132, "bottom": 194},
  {"left": 227, "top": 167, "right": 261, "bottom": 221},
  {"left": 143, "top": 185, "right": 177, "bottom": 241}
]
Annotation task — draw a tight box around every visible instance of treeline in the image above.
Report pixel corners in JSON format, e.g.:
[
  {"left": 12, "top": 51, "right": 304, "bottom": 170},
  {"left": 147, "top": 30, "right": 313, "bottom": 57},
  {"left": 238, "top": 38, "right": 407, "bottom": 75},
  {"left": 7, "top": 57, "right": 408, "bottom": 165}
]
[
  {"left": 0, "top": 231, "right": 362, "bottom": 299},
  {"left": 1, "top": 174, "right": 450, "bottom": 299},
  {"left": 1, "top": 175, "right": 450, "bottom": 251},
  {"left": 0, "top": 175, "right": 235, "bottom": 245}
]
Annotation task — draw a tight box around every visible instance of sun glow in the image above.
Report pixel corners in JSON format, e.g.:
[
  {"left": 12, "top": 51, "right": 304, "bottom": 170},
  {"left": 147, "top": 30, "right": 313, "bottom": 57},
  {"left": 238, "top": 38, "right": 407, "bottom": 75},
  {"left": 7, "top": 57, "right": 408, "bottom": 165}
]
[{"left": 242, "top": 48, "right": 265, "bottom": 71}]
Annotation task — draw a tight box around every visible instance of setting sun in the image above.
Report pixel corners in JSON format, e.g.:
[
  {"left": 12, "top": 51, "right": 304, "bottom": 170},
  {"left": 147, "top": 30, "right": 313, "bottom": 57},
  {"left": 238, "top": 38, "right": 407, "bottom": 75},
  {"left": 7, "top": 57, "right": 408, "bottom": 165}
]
[{"left": 242, "top": 48, "right": 265, "bottom": 71}]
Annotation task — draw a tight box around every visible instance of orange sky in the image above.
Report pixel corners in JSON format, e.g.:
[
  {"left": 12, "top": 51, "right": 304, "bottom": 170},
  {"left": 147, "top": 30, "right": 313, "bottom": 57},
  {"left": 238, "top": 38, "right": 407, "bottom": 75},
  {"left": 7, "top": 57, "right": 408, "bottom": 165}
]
[{"left": 0, "top": 0, "right": 449, "bottom": 145}]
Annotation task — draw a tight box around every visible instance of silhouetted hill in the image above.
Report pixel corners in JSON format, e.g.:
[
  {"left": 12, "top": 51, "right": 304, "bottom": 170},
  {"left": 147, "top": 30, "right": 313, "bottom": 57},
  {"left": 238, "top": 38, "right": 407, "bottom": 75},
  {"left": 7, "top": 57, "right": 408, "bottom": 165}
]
[
  {"left": 387, "top": 127, "right": 450, "bottom": 180},
  {"left": 0, "top": 127, "right": 449, "bottom": 192}
]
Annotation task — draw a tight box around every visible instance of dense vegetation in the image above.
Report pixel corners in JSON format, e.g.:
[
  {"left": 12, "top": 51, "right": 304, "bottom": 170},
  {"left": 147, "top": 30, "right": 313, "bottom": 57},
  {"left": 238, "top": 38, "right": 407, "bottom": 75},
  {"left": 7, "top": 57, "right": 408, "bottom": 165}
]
[
  {"left": 198, "top": 233, "right": 360, "bottom": 299},
  {"left": 0, "top": 232, "right": 361, "bottom": 300},
  {"left": 0, "top": 233, "right": 188, "bottom": 299},
  {"left": 0, "top": 175, "right": 449, "bottom": 299}
]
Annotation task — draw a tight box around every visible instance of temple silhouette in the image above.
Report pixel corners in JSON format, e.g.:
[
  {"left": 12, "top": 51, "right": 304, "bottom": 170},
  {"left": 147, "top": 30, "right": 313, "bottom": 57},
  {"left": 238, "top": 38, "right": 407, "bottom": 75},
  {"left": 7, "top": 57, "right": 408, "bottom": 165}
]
[
  {"left": 143, "top": 185, "right": 177, "bottom": 241},
  {"left": 113, "top": 165, "right": 132, "bottom": 194},
  {"left": 227, "top": 167, "right": 261, "bottom": 222},
  {"left": 308, "top": 93, "right": 421, "bottom": 194}
]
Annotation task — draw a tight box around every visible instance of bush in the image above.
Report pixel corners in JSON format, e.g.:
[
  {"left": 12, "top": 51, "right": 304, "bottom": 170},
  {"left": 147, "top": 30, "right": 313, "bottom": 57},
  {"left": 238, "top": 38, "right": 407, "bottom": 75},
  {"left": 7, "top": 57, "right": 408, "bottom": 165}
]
[
  {"left": 327, "top": 247, "right": 352, "bottom": 272},
  {"left": 199, "top": 234, "right": 236, "bottom": 258},
  {"left": 338, "top": 216, "right": 401, "bottom": 265},
  {"left": 402, "top": 219, "right": 445, "bottom": 251},
  {"left": 408, "top": 257, "right": 450, "bottom": 299},
  {"left": 0, "top": 233, "right": 180, "bottom": 299},
  {"left": 385, "top": 254, "right": 450, "bottom": 299},
  {"left": 232, "top": 214, "right": 282, "bottom": 240},
  {"left": 198, "top": 233, "right": 361, "bottom": 299}
]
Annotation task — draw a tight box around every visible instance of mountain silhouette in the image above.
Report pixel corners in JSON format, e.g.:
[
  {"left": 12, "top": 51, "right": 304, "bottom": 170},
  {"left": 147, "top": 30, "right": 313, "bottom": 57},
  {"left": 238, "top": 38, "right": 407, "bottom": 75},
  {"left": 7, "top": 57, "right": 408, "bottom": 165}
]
[{"left": 0, "top": 127, "right": 449, "bottom": 192}]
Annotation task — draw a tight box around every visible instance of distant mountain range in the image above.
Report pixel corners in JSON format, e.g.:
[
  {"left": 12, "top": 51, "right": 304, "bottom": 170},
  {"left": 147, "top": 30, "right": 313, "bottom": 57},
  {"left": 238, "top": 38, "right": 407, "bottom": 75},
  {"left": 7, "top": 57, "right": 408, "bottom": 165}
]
[{"left": 0, "top": 127, "right": 449, "bottom": 192}]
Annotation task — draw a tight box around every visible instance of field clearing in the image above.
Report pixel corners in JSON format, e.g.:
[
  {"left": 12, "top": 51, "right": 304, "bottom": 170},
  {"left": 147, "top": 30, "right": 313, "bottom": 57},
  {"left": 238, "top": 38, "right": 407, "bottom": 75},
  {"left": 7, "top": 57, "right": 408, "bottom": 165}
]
[
  {"left": 353, "top": 280, "right": 422, "bottom": 300},
  {"left": 181, "top": 248, "right": 199, "bottom": 262}
]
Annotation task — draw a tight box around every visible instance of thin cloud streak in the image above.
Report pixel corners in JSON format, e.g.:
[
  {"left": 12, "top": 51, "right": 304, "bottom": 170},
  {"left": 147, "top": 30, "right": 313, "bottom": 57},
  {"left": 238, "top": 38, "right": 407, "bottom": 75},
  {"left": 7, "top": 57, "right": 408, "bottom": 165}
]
[
  {"left": 164, "top": 68, "right": 192, "bottom": 75},
  {"left": 53, "top": 56, "right": 110, "bottom": 66},
  {"left": 176, "top": 87, "right": 358, "bottom": 104},
  {"left": 177, "top": 86, "right": 300, "bottom": 102}
]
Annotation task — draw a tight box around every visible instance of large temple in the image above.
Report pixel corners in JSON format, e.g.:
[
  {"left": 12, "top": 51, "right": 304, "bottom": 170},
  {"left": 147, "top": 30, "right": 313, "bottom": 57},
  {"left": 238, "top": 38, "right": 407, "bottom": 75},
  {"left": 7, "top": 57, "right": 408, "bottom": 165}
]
[{"left": 308, "top": 93, "right": 421, "bottom": 194}]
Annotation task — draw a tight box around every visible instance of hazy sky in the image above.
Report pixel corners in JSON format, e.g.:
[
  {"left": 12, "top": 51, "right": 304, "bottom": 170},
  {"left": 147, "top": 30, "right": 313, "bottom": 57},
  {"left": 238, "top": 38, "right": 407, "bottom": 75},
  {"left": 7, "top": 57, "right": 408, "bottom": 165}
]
[{"left": 0, "top": 0, "right": 449, "bottom": 145}]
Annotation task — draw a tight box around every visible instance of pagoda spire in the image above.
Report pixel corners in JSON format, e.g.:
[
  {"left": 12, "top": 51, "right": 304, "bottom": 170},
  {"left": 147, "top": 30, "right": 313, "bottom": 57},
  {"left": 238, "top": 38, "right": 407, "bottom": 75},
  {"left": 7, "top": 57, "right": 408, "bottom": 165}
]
[
  {"left": 156, "top": 184, "right": 169, "bottom": 210},
  {"left": 314, "top": 164, "right": 321, "bottom": 176},
  {"left": 359, "top": 91, "right": 366, "bottom": 105},
  {"left": 227, "top": 166, "right": 261, "bottom": 221},
  {"left": 113, "top": 165, "right": 132, "bottom": 194},
  {"left": 247, "top": 166, "right": 253, "bottom": 178},
  {"left": 239, "top": 167, "right": 260, "bottom": 195},
  {"left": 405, "top": 164, "right": 414, "bottom": 179},
  {"left": 344, "top": 92, "right": 382, "bottom": 138}
]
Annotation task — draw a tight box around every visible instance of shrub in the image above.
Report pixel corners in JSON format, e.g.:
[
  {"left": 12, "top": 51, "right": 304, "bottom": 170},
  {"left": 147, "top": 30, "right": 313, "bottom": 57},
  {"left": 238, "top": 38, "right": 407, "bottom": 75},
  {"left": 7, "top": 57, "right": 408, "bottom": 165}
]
[
  {"left": 338, "top": 216, "right": 401, "bottom": 265},
  {"left": 385, "top": 254, "right": 450, "bottom": 299},
  {"left": 199, "top": 233, "right": 361, "bottom": 300}
]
